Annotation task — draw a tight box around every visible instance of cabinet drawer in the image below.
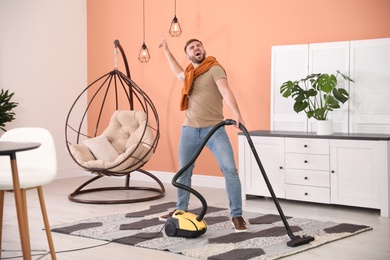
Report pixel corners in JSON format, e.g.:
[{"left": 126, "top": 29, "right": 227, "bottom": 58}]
[
  {"left": 285, "top": 169, "right": 330, "bottom": 187},
  {"left": 285, "top": 153, "right": 329, "bottom": 171},
  {"left": 285, "top": 138, "right": 329, "bottom": 154},
  {"left": 286, "top": 184, "right": 330, "bottom": 203}
]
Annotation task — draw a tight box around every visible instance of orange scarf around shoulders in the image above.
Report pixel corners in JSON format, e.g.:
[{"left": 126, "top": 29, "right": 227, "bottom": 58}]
[{"left": 180, "top": 56, "right": 223, "bottom": 111}]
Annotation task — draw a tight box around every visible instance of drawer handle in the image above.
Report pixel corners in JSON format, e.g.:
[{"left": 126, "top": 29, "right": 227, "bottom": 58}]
[
  {"left": 304, "top": 144, "right": 308, "bottom": 148},
  {"left": 304, "top": 177, "right": 308, "bottom": 180},
  {"left": 331, "top": 170, "right": 335, "bottom": 173},
  {"left": 304, "top": 192, "right": 308, "bottom": 196},
  {"left": 279, "top": 166, "right": 283, "bottom": 169},
  {"left": 304, "top": 160, "right": 308, "bottom": 163}
]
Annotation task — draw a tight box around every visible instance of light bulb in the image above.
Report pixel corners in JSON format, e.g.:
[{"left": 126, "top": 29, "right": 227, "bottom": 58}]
[
  {"left": 138, "top": 43, "right": 150, "bottom": 63},
  {"left": 169, "top": 16, "right": 182, "bottom": 37}
]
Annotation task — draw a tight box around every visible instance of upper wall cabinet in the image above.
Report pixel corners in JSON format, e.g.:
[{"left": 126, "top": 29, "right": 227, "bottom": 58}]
[
  {"left": 308, "top": 42, "right": 350, "bottom": 133},
  {"left": 271, "top": 44, "right": 308, "bottom": 132},
  {"left": 271, "top": 38, "right": 390, "bottom": 134},
  {"left": 349, "top": 38, "right": 390, "bottom": 134}
]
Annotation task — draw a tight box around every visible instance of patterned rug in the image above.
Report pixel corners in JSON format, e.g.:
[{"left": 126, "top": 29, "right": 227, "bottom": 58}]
[{"left": 51, "top": 202, "right": 372, "bottom": 260}]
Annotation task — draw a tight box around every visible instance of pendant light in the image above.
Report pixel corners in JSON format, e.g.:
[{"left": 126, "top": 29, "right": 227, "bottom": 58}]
[
  {"left": 169, "top": 0, "right": 182, "bottom": 37},
  {"left": 138, "top": 0, "right": 150, "bottom": 62}
]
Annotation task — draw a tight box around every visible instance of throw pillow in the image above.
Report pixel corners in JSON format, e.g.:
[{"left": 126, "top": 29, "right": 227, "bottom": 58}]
[{"left": 82, "top": 135, "right": 119, "bottom": 162}]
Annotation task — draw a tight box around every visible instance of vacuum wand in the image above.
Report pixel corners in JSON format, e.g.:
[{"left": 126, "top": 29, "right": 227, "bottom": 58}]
[{"left": 231, "top": 119, "right": 315, "bottom": 247}]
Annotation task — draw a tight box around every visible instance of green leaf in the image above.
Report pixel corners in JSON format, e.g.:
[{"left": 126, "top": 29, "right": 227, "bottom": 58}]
[
  {"left": 306, "top": 110, "right": 314, "bottom": 118},
  {"left": 318, "top": 74, "right": 334, "bottom": 93},
  {"left": 314, "top": 107, "right": 326, "bottom": 120},
  {"left": 0, "top": 89, "right": 18, "bottom": 131},
  {"left": 326, "top": 95, "right": 341, "bottom": 109},
  {"left": 333, "top": 88, "right": 349, "bottom": 103},
  {"left": 336, "top": 70, "right": 355, "bottom": 82},
  {"left": 329, "top": 74, "right": 337, "bottom": 88},
  {"left": 280, "top": 81, "right": 295, "bottom": 98},
  {"left": 293, "top": 100, "right": 307, "bottom": 113},
  {"left": 290, "top": 84, "right": 304, "bottom": 100},
  {"left": 306, "top": 88, "right": 317, "bottom": 97}
]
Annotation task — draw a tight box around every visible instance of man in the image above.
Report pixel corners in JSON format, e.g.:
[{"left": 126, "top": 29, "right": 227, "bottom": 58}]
[{"left": 159, "top": 36, "right": 247, "bottom": 232}]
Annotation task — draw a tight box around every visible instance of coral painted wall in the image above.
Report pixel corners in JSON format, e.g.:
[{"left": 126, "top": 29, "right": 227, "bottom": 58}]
[{"left": 87, "top": 0, "right": 390, "bottom": 177}]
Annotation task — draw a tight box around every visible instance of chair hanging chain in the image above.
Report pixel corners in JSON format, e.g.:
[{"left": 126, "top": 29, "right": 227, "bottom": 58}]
[{"left": 114, "top": 46, "right": 118, "bottom": 70}]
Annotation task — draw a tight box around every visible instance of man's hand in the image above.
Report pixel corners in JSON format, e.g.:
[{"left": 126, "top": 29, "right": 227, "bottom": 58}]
[
  {"left": 235, "top": 115, "right": 245, "bottom": 129},
  {"left": 159, "top": 35, "right": 169, "bottom": 52}
]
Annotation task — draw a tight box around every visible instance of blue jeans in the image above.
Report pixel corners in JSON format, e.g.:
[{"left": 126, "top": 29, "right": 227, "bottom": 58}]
[{"left": 176, "top": 125, "right": 243, "bottom": 218}]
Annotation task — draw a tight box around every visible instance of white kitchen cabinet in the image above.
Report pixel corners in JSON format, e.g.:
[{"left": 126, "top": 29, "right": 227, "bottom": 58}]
[
  {"left": 238, "top": 135, "right": 285, "bottom": 198},
  {"left": 285, "top": 138, "right": 330, "bottom": 204},
  {"left": 330, "top": 139, "right": 386, "bottom": 210},
  {"left": 239, "top": 130, "right": 390, "bottom": 217}
]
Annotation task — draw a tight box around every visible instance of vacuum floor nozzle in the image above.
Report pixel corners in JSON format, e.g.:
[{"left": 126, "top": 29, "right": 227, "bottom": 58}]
[{"left": 287, "top": 235, "right": 315, "bottom": 247}]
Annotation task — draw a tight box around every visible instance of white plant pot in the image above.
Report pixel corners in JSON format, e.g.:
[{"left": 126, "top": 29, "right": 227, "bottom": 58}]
[{"left": 316, "top": 119, "right": 333, "bottom": 135}]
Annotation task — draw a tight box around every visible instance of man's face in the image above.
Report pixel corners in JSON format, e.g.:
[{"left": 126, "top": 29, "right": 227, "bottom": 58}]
[{"left": 186, "top": 41, "right": 206, "bottom": 64}]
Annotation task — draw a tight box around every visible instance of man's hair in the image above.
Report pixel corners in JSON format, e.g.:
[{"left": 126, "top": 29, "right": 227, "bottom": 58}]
[{"left": 184, "top": 39, "right": 202, "bottom": 53}]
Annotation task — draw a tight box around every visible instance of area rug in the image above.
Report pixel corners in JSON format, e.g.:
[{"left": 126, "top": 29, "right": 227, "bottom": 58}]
[{"left": 51, "top": 202, "right": 372, "bottom": 260}]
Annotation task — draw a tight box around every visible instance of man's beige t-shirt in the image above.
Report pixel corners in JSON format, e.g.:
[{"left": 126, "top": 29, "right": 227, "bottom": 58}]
[{"left": 183, "top": 66, "right": 226, "bottom": 128}]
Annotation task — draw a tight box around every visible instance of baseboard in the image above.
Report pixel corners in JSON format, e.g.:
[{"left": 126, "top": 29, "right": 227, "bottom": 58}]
[
  {"left": 56, "top": 169, "right": 226, "bottom": 189},
  {"left": 57, "top": 168, "right": 89, "bottom": 179}
]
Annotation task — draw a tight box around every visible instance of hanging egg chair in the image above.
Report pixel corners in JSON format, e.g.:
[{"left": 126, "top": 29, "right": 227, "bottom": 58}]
[{"left": 65, "top": 39, "right": 164, "bottom": 204}]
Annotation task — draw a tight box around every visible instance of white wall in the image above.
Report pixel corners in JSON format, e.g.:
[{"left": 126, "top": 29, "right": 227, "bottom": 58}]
[{"left": 0, "top": 0, "right": 87, "bottom": 178}]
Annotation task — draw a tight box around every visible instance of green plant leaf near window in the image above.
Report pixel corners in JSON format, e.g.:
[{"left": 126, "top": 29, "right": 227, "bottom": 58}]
[
  {"left": 0, "top": 89, "right": 18, "bottom": 132},
  {"left": 280, "top": 70, "right": 354, "bottom": 121}
]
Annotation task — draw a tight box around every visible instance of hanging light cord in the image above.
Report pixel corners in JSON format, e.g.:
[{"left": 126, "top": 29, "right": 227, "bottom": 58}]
[
  {"left": 138, "top": 0, "right": 150, "bottom": 62},
  {"left": 174, "top": 0, "right": 177, "bottom": 17},
  {"left": 142, "top": 0, "right": 145, "bottom": 43}
]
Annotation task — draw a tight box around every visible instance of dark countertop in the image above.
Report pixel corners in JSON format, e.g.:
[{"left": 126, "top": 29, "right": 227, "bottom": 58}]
[{"left": 238, "top": 130, "right": 390, "bottom": 141}]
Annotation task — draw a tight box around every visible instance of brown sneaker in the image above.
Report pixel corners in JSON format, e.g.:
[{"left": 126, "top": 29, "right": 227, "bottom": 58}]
[
  {"left": 159, "top": 210, "right": 176, "bottom": 221},
  {"left": 232, "top": 216, "right": 247, "bottom": 232}
]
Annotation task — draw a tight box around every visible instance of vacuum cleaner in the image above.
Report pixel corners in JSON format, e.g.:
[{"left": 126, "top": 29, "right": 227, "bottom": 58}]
[{"left": 165, "top": 119, "right": 315, "bottom": 247}]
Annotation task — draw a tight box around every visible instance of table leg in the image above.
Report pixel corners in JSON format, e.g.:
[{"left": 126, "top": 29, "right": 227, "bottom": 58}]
[
  {"left": 0, "top": 190, "right": 4, "bottom": 259},
  {"left": 38, "top": 187, "right": 57, "bottom": 259},
  {"left": 22, "top": 190, "right": 31, "bottom": 253},
  {"left": 10, "top": 158, "right": 32, "bottom": 260}
]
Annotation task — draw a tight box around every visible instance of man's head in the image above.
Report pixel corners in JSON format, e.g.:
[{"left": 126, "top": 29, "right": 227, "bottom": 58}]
[
  {"left": 184, "top": 39, "right": 206, "bottom": 64},
  {"left": 184, "top": 39, "right": 202, "bottom": 53}
]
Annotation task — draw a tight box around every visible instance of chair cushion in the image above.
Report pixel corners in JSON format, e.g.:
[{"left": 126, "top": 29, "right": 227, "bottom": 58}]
[
  {"left": 82, "top": 135, "right": 119, "bottom": 162},
  {"left": 69, "top": 110, "right": 155, "bottom": 172}
]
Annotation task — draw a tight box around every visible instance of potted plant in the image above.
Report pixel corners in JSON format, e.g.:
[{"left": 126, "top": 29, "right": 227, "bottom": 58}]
[
  {"left": 279, "top": 70, "right": 354, "bottom": 134},
  {"left": 0, "top": 89, "right": 18, "bottom": 132}
]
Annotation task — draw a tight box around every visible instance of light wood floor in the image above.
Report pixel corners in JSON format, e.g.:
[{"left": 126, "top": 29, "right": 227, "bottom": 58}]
[{"left": 1, "top": 176, "right": 389, "bottom": 259}]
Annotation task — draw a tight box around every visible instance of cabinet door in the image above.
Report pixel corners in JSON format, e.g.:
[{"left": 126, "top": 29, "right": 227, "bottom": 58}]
[
  {"left": 349, "top": 38, "right": 390, "bottom": 134},
  {"left": 308, "top": 41, "right": 350, "bottom": 133},
  {"left": 239, "top": 136, "right": 285, "bottom": 198},
  {"left": 330, "top": 140, "right": 384, "bottom": 209},
  {"left": 271, "top": 44, "right": 308, "bottom": 131}
]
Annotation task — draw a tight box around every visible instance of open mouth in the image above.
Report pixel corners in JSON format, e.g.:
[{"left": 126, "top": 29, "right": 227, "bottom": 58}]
[{"left": 195, "top": 52, "right": 201, "bottom": 56}]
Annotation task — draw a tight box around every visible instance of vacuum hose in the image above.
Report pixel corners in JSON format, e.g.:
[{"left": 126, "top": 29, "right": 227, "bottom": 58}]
[{"left": 171, "top": 120, "right": 236, "bottom": 221}]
